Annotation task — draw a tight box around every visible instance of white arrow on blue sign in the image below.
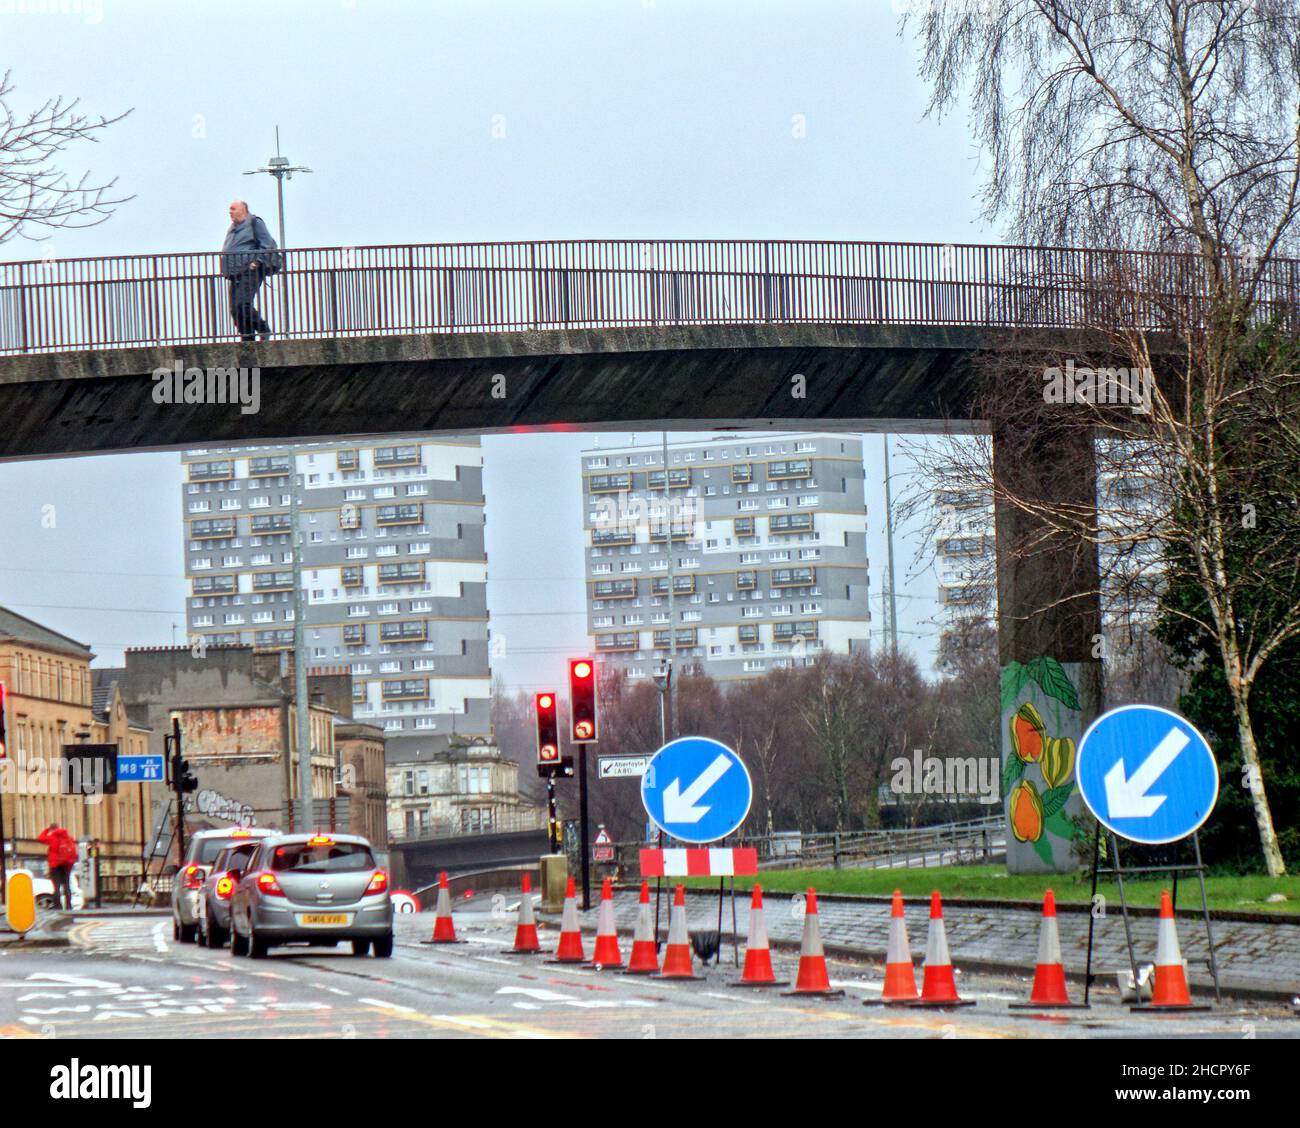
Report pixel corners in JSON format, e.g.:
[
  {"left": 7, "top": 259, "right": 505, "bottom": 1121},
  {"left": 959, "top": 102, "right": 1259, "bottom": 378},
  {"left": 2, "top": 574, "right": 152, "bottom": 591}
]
[
  {"left": 640, "top": 736, "right": 752, "bottom": 844},
  {"left": 1076, "top": 704, "right": 1219, "bottom": 845}
]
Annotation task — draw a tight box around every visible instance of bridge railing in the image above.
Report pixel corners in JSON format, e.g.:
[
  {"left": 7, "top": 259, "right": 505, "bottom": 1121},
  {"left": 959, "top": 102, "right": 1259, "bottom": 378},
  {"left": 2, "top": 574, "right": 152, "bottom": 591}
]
[{"left": 1, "top": 238, "right": 1296, "bottom": 355}]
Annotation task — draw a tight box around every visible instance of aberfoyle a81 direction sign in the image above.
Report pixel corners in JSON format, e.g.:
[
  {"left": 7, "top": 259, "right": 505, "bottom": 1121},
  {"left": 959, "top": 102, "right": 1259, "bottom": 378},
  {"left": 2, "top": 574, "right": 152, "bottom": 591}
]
[
  {"left": 1075, "top": 704, "right": 1219, "bottom": 845},
  {"left": 640, "top": 736, "right": 752, "bottom": 844}
]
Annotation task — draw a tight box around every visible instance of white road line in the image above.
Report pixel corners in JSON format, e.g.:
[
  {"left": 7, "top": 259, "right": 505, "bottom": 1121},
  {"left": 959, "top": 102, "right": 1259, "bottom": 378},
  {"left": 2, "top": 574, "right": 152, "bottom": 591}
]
[
  {"left": 151, "top": 922, "right": 170, "bottom": 953},
  {"left": 432, "top": 1013, "right": 493, "bottom": 1028},
  {"left": 702, "top": 991, "right": 766, "bottom": 1004},
  {"left": 249, "top": 971, "right": 294, "bottom": 981},
  {"left": 358, "top": 997, "right": 416, "bottom": 1013},
  {"left": 474, "top": 956, "right": 518, "bottom": 967}
]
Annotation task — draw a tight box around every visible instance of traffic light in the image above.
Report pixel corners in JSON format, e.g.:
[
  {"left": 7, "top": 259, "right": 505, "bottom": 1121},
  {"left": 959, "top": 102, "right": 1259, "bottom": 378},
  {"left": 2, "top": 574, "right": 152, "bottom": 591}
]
[
  {"left": 174, "top": 752, "right": 198, "bottom": 793},
  {"left": 0, "top": 680, "right": 7, "bottom": 760},
  {"left": 568, "top": 657, "right": 598, "bottom": 743},
  {"left": 534, "top": 691, "right": 560, "bottom": 765}
]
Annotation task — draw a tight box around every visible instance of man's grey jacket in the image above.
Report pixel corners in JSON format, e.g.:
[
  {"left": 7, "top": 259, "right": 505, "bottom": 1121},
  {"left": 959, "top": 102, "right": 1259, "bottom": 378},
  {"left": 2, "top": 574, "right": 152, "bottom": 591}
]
[{"left": 221, "top": 215, "right": 277, "bottom": 278}]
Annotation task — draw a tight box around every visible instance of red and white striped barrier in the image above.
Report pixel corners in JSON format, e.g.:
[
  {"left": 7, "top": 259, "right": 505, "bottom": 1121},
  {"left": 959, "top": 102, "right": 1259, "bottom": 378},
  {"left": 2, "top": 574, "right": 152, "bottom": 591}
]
[{"left": 640, "top": 848, "right": 758, "bottom": 877}]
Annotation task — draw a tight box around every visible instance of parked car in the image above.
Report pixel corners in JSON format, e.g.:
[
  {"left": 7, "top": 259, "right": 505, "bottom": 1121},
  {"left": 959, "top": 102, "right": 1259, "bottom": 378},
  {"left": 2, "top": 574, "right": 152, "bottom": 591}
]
[
  {"left": 228, "top": 832, "right": 394, "bottom": 959},
  {"left": 194, "top": 839, "right": 263, "bottom": 949},
  {"left": 12, "top": 867, "right": 85, "bottom": 911},
  {"left": 171, "top": 827, "right": 274, "bottom": 943}
]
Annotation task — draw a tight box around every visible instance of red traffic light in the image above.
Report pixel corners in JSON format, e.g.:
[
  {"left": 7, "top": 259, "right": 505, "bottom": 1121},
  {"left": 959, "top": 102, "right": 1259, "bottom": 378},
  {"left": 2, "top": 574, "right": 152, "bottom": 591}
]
[
  {"left": 538, "top": 693, "right": 554, "bottom": 709},
  {"left": 534, "top": 691, "right": 560, "bottom": 766},
  {"left": 568, "top": 658, "right": 598, "bottom": 743},
  {"left": 572, "top": 660, "right": 593, "bottom": 680},
  {"left": 573, "top": 720, "right": 594, "bottom": 741}
]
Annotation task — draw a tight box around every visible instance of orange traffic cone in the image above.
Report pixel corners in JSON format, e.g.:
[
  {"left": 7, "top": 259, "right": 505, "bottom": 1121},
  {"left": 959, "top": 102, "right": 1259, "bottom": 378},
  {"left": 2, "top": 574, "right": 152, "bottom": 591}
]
[
  {"left": 547, "top": 876, "right": 586, "bottom": 964},
  {"left": 421, "top": 871, "right": 463, "bottom": 944},
  {"left": 656, "top": 885, "right": 701, "bottom": 979},
  {"left": 1009, "top": 890, "right": 1089, "bottom": 1009},
  {"left": 1132, "top": 890, "right": 1210, "bottom": 1012},
  {"left": 732, "top": 885, "right": 777, "bottom": 987},
  {"left": 589, "top": 878, "right": 623, "bottom": 968},
  {"left": 907, "top": 891, "right": 974, "bottom": 1007},
  {"left": 865, "top": 889, "right": 918, "bottom": 1005},
  {"left": 783, "top": 889, "right": 844, "bottom": 998},
  {"left": 623, "top": 881, "right": 659, "bottom": 975},
  {"left": 502, "top": 873, "right": 540, "bottom": 955}
]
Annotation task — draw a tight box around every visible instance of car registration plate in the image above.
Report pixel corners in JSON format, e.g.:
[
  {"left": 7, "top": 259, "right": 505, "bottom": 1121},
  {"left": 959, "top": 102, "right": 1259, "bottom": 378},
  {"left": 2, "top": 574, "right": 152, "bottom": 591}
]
[{"left": 297, "top": 913, "right": 351, "bottom": 926}]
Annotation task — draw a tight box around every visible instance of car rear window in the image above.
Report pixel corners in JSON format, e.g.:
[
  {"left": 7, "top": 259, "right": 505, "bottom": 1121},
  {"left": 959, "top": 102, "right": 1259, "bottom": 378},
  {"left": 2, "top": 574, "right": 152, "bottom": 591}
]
[
  {"left": 269, "top": 843, "right": 375, "bottom": 873},
  {"left": 215, "top": 844, "right": 259, "bottom": 871},
  {"left": 195, "top": 837, "right": 250, "bottom": 865}
]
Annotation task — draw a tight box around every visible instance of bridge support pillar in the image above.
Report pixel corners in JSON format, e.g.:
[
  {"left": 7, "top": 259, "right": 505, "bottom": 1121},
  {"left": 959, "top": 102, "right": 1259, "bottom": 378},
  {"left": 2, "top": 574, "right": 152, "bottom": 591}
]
[{"left": 993, "top": 416, "right": 1102, "bottom": 875}]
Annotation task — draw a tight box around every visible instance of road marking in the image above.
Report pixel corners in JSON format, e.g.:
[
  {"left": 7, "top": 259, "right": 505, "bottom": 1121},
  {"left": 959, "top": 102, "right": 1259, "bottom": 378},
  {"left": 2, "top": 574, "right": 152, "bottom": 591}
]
[
  {"left": 432, "top": 1013, "right": 493, "bottom": 1028},
  {"left": 702, "top": 991, "right": 765, "bottom": 1005},
  {"left": 358, "top": 997, "right": 416, "bottom": 1013},
  {"left": 474, "top": 956, "right": 518, "bottom": 967},
  {"left": 250, "top": 971, "right": 294, "bottom": 980},
  {"left": 152, "top": 921, "right": 170, "bottom": 953}
]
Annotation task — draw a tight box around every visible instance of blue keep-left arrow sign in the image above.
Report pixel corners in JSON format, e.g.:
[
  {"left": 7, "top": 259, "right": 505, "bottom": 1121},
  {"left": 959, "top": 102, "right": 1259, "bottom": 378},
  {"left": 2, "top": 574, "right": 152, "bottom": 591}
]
[
  {"left": 1076, "top": 705, "right": 1219, "bottom": 845},
  {"left": 641, "top": 737, "right": 752, "bottom": 844}
]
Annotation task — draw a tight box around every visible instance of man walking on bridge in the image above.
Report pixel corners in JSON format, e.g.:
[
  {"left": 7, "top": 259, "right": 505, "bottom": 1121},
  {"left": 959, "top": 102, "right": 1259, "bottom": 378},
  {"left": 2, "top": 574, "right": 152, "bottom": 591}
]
[{"left": 221, "top": 200, "right": 277, "bottom": 341}]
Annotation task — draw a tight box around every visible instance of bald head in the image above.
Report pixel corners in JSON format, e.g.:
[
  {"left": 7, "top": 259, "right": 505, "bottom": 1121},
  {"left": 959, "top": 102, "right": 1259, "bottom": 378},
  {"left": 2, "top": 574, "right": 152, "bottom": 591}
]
[{"left": 229, "top": 200, "right": 249, "bottom": 224}]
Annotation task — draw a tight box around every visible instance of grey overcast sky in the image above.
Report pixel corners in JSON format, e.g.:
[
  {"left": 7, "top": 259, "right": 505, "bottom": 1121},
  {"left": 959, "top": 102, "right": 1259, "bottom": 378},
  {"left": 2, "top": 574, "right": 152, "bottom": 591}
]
[{"left": 0, "top": 0, "right": 990, "bottom": 690}]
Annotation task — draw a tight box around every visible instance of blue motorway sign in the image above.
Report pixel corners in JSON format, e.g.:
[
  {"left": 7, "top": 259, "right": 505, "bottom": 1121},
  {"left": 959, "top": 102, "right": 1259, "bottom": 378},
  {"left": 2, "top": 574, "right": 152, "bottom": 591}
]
[
  {"left": 640, "top": 736, "right": 752, "bottom": 844},
  {"left": 1076, "top": 705, "right": 1219, "bottom": 845},
  {"left": 117, "top": 754, "right": 166, "bottom": 783}
]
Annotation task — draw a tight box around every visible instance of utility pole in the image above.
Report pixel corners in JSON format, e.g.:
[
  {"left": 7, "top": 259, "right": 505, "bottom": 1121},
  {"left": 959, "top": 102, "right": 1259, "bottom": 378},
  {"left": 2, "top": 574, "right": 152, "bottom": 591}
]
[
  {"left": 882, "top": 435, "right": 899, "bottom": 658},
  {"left": 243, "top": 126, "right": 311, "bottom": 251},
  {"left": 289, "top": 459, "right": 313, "bottom": 834},
  {"left": 662, "top": 432, "right": 678, "bottom": 739}
]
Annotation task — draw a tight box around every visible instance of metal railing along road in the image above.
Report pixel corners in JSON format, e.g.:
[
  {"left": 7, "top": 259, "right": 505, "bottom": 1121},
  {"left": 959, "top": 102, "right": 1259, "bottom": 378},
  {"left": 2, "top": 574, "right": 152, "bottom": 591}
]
[
  {"left": 390, "top": 807, "right": 546, "bottom": 845},
  {"left": 3, "top": 238, "right": 1296, "bottom": 355}
]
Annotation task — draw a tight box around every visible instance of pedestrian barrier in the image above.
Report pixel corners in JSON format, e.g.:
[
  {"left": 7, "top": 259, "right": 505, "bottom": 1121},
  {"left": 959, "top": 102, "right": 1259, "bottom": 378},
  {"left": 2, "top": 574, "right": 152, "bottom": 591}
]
[
  {"left": 657, "top": 885, "right": 702, "bottom": 980},
  {"left": 503, "top": 873, "right": 541, "bottom": 955},
  {"left": 907, "top": 891, "right": 974, "bottom": 1008},
  {"left": 590, "top": 878, "right": 623, "bottom": 968},
  {"left": 1009, "top": 890, "right": 1089, "bottom": 1010},
  {"left": 623, "top": 881, "right": 660, "bottom": 975},
  {"left": 784, "top": 888, "right": 844, "bottom": 998},
  {"left": 1131, "top": 890, "right": 1211, "bottom": 1013},
  {"left": 732, "top": 884, "right": 777, "bottom": 987},
  {"left": 548, "top": 877, "right": 587, "bottom": 964}
]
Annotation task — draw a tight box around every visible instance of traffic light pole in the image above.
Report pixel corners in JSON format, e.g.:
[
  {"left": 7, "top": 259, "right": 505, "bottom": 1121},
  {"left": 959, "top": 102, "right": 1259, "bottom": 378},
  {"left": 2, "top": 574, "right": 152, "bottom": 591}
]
[
  {"left": 170, "top": 716, "right": 187, "bottom": 869},
  {"left": 578, "top": 742, "right": 591, "bottom": 911},
  {"left": 546, "top": 774, "right": 558, "bottom": 853}
]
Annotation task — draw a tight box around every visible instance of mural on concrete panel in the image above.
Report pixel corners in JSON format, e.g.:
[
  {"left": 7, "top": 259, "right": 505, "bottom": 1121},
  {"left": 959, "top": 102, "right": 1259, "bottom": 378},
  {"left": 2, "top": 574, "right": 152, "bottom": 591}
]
[{"left": 1001, "top": 656, "right": 1088, "bottom": 872}]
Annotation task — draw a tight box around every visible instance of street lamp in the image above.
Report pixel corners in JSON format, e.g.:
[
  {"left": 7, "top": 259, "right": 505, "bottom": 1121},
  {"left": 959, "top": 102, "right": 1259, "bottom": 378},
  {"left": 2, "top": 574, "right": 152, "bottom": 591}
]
[
  {"left": 651, "top": 664, "right": 671, "bottom": 748},
  {"left": 243, "top": 126, "right": 311, "bottom": 250}
]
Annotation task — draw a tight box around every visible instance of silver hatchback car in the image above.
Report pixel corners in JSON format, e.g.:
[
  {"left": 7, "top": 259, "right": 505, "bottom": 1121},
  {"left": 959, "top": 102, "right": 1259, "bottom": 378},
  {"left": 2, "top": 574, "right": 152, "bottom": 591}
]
[{"left": 227, "top": 832, "right": 394, "bottom": 959}]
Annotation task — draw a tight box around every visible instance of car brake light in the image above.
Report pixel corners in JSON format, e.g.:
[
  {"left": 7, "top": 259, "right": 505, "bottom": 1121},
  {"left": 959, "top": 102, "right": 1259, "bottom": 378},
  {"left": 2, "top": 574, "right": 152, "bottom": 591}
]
[
  {"left": 182, "top": 864, "right": 204, "bottom": 890},
  {"left": 231, "top": 829, "right": 251, "bottom": 837},
  {"left": 366, "top": 870, "right": 389, "bottom": 896},
  {"left": 256, "top": 871, "right": 285, "bottom": 897},
  {"left": 216, "top": 874, "right": 236, "bottom": 899},
  {"left": 308, "top": 835, "right": 333, "bottom": 846}
]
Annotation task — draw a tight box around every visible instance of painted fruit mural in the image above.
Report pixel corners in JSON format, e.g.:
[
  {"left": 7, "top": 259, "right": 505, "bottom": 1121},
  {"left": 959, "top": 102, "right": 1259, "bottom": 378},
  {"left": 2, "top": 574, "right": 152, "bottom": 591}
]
[{"left": 1001, "top": 656, "right": 1087, "bottom": 868}]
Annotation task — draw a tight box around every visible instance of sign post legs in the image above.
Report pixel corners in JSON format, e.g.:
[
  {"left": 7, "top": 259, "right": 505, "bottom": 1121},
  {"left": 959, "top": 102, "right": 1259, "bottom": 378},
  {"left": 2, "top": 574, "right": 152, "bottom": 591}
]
[
  {"left": 1083, "top": 826, "right": 1101, "bottom": 1006},
  {"left": 1192, "top": 832, "right": 1222, "bottom": 1003}
]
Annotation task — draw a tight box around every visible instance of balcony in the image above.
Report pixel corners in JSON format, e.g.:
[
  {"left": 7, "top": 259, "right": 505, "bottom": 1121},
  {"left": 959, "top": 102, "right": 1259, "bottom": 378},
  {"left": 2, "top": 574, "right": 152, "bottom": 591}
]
[
  {"left": 379, "top": 562, "right": 425, "bottom": 584},
  {"left": 188, "top": 460, "right": 233, "bottom": 482},
  {"left": 773, "top": 620, "right": 818, "bottom": 641},
  {"left": 254, "top": 629, "right": 295, "bottom": 650},
  {"left": 589, "top": 473, "right": 632, "bottom": 493},
  {"left": 591, "top": 528, "right": 635, "bottom": 546},
  {"left": 769, "top": 513, "right": 814, "bottom": 536},
  {"left": 336, "top": 449, "right": 359, "bottom": 471},
  {"left": 736, "top": 570, "right": 757, "bottom": 590},
  {"left": 733, "top": 517, "right": 755, "bottom": 537},
  {"left": 647, "top": 469, "right": 691, "bottom": 490},
  {"left": 771, "top": 567, "right": 815, "bottom": 587},
  {"left": 247, "top": 456, "right": 291, "bottom": 477},
  {"left": 373, "top": 445, "right": 421, "bottom": 468},
  {"left": 190, "top": 518, "right": 236, "bottom": 539},
  {"left": 381, "top": 678, "right": 428, "bottom": 700},
  {"left": 342, "top": 566, "right": 363, "bottom": 587},
  {"left": 652, "top": 628, "right": 697, "bottom": 648},
  {"left": 651, "top": 575, "right": 694, "bottom": 596},
  {"left": 250, "top": 513, "right": 292, "bottom": 533},
  {"left": 380, "top": 621, "right": 427, "bottom": 642},
  {"left": 252, "top": 570, "right": 295, "bottom": 592},
  {"left": 595, "top": 632, "right": 638, "bottom": 652},
  {"left": 593, "top": 579, "right": 637, "bottom": 599},
  {"left": 191, "top": 575, "right": 236, "bottom": 595},
  {"left": 731, "top": 463, "right": 753, "bottom": 484},
  {"left": 376, "top": 504, "right": 422, "bottom": 526},
  {"left": 767, "top": 459, "right": 812, "bottom": 480}
]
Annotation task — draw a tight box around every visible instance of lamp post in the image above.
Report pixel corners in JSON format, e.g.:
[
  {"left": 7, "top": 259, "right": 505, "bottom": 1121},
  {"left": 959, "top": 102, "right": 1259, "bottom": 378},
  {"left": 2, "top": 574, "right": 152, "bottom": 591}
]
[{"left": 243, "top": 126, "right": 311, "bottom": 251}]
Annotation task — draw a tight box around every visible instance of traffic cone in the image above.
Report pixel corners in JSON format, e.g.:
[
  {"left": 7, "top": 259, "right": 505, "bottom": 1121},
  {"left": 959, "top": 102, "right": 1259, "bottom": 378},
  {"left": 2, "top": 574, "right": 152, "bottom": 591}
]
[
  {"left": 656, "top": 885, "right": 701, "bottom": 979},
  {"left": 732, "top": 884, "right": 777, "bottom": 987},
  {"left": 783, "top": 889, "right": 844, "bottom": 998},
  {"left": 1009, "top": 890, "right": 1088, "bottom": 1009},
  {"left": 622, "top": 881, "right": 659, "bottom": 975},
  {"left": 547, "top": 877, "right": 586, "bottom": 963},
  {"left": 420, "top": 871, "right": 463, "bottom": 944},
  {"left": 589, "top": 878, "right": 623, "bottom": 968},
  {"left": 865, "top": 889, "right": 918, "bottom": 1005},
  {"left": 907, "top": 891, "right": 974, "bottom": 1007},
  {"left": 1132, "top": 890, "right": 1210, "bottom": 1012},
  {"left": 502, "top": 873, "right": 540, "bottom": 955}
]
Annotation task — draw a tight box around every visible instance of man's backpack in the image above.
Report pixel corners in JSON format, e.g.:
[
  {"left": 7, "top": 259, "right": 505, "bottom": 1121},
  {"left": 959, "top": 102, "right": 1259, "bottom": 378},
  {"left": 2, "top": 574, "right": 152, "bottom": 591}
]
[
  {"left": 55, "top": 833, "right": 78, "bottom": 867},
  {"left": 252, "top": 216, "right": 285, "bottom": 276}
]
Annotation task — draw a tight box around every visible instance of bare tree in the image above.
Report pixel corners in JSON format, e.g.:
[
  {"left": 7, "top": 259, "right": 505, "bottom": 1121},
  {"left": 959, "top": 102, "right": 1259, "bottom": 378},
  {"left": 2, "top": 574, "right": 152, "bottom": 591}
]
[
  {"left": 0, "top": 70, "right": 131, "bottom": 244},
  {"left": 904, "top": 0, "right": 1300, "bottom": 874}
]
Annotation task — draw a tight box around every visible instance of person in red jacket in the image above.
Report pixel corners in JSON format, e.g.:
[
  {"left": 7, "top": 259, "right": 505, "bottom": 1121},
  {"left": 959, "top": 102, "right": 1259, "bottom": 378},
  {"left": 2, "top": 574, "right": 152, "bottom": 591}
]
[{"left": 38, "top": 824, "right": 78, "bottom": 910}]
